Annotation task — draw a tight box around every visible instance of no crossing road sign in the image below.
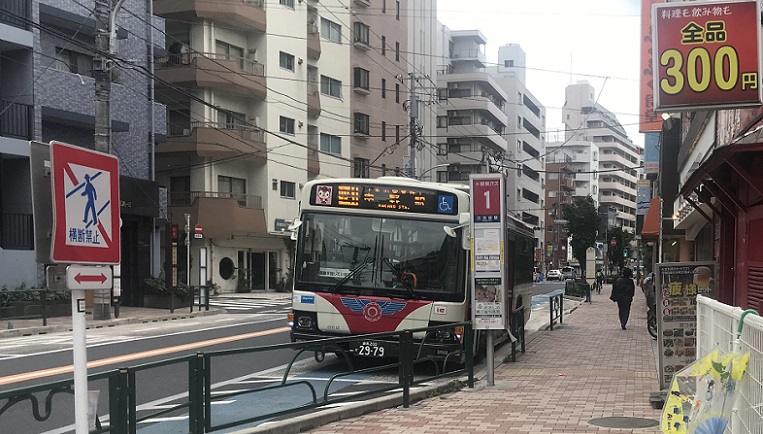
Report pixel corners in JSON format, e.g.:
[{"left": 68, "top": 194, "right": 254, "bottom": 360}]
[{"left": 50, "top": 141, "right": 120, "bottom": 265}]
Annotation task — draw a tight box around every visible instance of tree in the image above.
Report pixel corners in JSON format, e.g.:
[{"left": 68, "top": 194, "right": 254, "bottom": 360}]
[{"left": 562, "top": 196, "right": 599, "bottom": 277}]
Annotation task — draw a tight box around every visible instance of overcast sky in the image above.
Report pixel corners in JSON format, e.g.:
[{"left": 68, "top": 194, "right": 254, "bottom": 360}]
[{"left": 437, "top": 0, "right": 644, "bottom": 148}]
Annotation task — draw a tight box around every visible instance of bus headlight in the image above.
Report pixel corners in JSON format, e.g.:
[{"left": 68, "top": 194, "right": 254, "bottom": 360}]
[{"left": 294, "top": 312, "right": 317, "bottom": 331}]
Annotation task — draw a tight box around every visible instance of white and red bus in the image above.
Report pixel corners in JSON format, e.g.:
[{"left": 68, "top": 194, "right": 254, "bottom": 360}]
[{"left": 288, "top": 177, "right": 534, "bottom": 360}]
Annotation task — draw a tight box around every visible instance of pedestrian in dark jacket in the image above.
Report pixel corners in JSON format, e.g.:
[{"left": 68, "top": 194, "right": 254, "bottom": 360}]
[{"left": 610, "top": 268, "right": 635, "bottom": 330}]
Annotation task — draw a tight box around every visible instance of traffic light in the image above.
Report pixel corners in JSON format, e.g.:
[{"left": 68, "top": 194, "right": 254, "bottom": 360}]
[{"left": 624, "top": 250, "right": 629, "bottom": 258}]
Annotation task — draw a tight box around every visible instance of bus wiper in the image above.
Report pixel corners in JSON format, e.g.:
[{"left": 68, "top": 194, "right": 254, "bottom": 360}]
[
  {"left": 382, "top": 258, "right": 418, "bottom": 299},
  {"left": 328, "top": 257, "right": 374, "bottom": 293}
]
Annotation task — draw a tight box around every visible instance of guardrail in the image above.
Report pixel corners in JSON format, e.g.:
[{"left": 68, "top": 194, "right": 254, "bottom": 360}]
[
  {"left": 549, "top": 292, "right": 564, "bottom": 330},
  {"left": 507, "top": 306, "right": 526, "bottom": 362},
  {"left": 0, "top": 323, "right": 474, "bottom": 433},
  {"left": 696, "top": 296, "right": 762, "bottom": 434},
  {"left": 0, "top": 289, "right": 72, "bottom": 327}
]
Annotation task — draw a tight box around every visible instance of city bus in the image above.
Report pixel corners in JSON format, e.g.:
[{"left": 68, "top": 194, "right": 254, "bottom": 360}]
[{"left": 288, "top": 177, "right": 534, "bottom": 361}]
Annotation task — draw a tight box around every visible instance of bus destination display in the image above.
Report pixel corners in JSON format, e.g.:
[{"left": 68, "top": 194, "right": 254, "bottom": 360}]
[{"left": 312, "top": 183, "right": 457, "bottom": 215}]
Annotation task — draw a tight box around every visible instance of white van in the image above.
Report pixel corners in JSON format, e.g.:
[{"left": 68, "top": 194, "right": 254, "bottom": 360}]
[{"left": 561, "top": 266, "right": 576, "bottom": 280}]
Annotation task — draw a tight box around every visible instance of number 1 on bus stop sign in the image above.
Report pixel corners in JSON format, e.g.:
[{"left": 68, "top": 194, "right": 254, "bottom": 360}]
[{"left": 472, "top": 180, "right": 500, "bottom": 223}]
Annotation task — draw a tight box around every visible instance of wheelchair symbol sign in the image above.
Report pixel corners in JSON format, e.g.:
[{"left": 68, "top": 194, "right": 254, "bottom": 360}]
[{"left": 438, "top": 195, "right": 454, "bottom": 214}]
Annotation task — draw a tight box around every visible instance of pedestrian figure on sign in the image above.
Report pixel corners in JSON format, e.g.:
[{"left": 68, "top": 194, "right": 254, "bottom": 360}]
[
  {"left": 610, "top": 267, "right": 635, "bottom": 330},
  {"left": 82, "top": 174, "right": 98, "bottom": 226}
]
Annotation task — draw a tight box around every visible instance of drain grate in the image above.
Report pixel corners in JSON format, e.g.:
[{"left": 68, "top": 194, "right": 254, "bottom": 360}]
[{"left": 589, "top": 417, "right": 660, "bottom": 429}]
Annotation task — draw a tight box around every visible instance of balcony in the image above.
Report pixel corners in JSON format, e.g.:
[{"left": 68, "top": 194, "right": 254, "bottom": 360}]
[
  {"left": 158, "top": 121, "right": 267, "bottom": 163},
  {"left": 353, "top": 0, "right": 371, "bottom": 6},
  {"left": 559, "top": 176, "right": 576, "bottom": 191},
  {"left": 0, "top": 0, "right": 30, "bottom": 30},
  {"left": 0, "top": 100, "right": 33, "bottom": 140},
  {"left": 438, "top": 121, "right": 507, "bottom": 152},
  {"left": 307, "top": 85, "right": 321, "bottom": 118},
  {"left": 445, "top": 96, "right": 508, "bottom": 126},
  {"left": 307, "top": 24, "right": 321, "bottom": 60},
  {"left": 1, "top": 213, "right": 33, "bottom": 250},
  {"left": 156, "top": 52, "right": 266, "bottom": 98},
  {"left": 153, "top": 0, "right": 266, "bottom": 32},
  {"left": 450, "top": 49, "right": 486, "bottom": 67},
  {"left": 168, "top": 192, "right": 267, "bottom": 239}
]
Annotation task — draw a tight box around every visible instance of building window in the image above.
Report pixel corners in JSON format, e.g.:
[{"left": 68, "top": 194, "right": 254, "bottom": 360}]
[
  {"left": 218, "top": 175, "right": 247, "bottom": 206},
  {"left": 381, "top": 36, "right": 386, "bottom": 55},
  {"left": 319, "top": 133, "right": 341, "bottom": 154},
  {"left": 382, "top": 0, "right": 386, "bottom": 13},
  {"left": 321, "top": 18, "right": 342, "bottom": 43},
  {"left": 548, "top": 173, "right": 559, "bottom": 180},
  {"left": 396, "top": 1, "right": 400, "bottom": 19},
  {"left": 215, "top": 40, "right": 245, "bottom": 68},
  {"left": 279, "top": 51, "right": 295, "bottom": 71},
  {"left": 437, "top": 171, "right": 448, "bottom": 183},
  {"left": 395, "top": 125, "right": 400, "bottom": 143},
  {"left": 320, "top": 75, "right": 342, "bottom": 98},
  {"left": 353, "top": 158, "right": 370, "bottom": 178},
  {"left": 437, "top": 116, "right": 448, "bottom": 128},
  {"left": 395, "top": 42, "right": 400, "bottom": 61},
  {"left": 279, "top": 0, "right": 295, "bottom": 8},
  {"left": 395, "top": 83, "right": 400, "bottom": 103},
  {"left": 353, "top": 22, "right": 370, "bottom": 45},
  {"left": 381, "top": 121, "right": 386, "bottom": 141},
  {"left": 381, "top": 78, "right": 386, "bottom": 98},
  {"left": 353, "top": 67, "right": 369, "bottom": 91},
  {"left": 505, "top": 59, "right": 514, "bottom": 67},
  {"left": 354, "top": 113, "right": 370, "bottom": 135},
  {"left": 437, "top": 143, "right": 447, "bottom": 155},
  {"left": 280, "top": 181, "right": 296, "bottom": 199},
  {"left": 54, "top": 48, "right": 93, "bottom": 77},
  {"left": 218, "top": 109, "right": 247, "bottom": 129},
  {"left": 279, "top": 116, "right": 295, "bottom": 134}
]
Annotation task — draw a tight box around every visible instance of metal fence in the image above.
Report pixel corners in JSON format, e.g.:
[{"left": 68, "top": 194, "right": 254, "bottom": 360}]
[
  {"left": 549, "top": 293, "right": 564, "bottom": 330},
  {"left": 0, "top": 323, "right": 474, "bottom": 434},
  {"left": 0, "top": 213, "right": 34, "bottom": 250},
  {"left": 696, "top": 295, "right": 762, "bottom": 434}
]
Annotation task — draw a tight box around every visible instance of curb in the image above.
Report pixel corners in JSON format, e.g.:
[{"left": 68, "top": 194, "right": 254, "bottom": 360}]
[{"left": 0, "top": 309, "right": 224, "bottom": 339}]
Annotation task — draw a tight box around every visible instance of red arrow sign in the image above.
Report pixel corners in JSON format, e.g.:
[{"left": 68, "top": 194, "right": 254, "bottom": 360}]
[{"left": 75, "top": 273, "right": 108, "bottom": 284}]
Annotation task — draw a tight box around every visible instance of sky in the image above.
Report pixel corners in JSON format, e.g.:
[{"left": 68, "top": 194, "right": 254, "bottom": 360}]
[{"left": 436, "top": 0, "right": 645, "bottom": 148}]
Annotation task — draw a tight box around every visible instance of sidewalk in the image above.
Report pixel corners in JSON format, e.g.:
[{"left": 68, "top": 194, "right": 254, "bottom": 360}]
[
  {"left": 308, "top": 287, "right": 662, "bottom": 434},
  {"left": 0, "top": 291, "right": 290, "bottom": 339}
]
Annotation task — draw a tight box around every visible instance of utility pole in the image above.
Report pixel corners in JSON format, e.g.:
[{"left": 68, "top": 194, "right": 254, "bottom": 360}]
[
  {"left": 93, "top": 0, "right": 126, "bottom": 320},
  {"left": 408, "top": 74, "right": 418, "bottom": 178}
]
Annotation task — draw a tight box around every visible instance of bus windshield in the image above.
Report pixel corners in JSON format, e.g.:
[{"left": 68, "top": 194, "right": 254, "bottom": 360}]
[{"left": 295, "top": 212, "right": 465, "bottom": 299}]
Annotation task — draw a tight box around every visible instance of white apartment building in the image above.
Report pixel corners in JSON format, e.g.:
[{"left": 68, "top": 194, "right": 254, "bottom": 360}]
[
  {"left": 153, "top": 0, "right": 352, "bottom": 292},
  {"left": 545, "top": 141, "right": 600, "bottom": 203},
  {"left": 562, "top": 81, "right": 639, "bottom": 232},
  {"left": 434, "top": 27, "right": 509, "bottom": 183},
  {"left": 491, "top": 44, "right": 546, "bottom": 236}
]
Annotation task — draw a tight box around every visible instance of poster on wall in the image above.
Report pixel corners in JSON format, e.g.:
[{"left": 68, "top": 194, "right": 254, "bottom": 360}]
[{"left": 655, "top": 261, "right": 716, "bottom": 390}]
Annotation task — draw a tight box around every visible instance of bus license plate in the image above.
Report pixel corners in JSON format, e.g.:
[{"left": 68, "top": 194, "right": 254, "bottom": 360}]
[{"left": 353, "top": 341, "right": 386, "bottom": 358}]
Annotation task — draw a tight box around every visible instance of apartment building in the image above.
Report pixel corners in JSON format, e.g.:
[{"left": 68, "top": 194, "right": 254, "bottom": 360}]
[
  {"left": 435, "top": 27, "right": 508, "bottom": 183},
  {"left": 544, "top": 162, "right": 576, "bottom": 270},
  {"left": 563, "top": 81, "right": 640, "bottom": 232},
  {"left": 545, "top": 141, "right": 600, "bottom": 202},
  {"left": 348, "top": 0, "right": 409, "bottom": 178},
  {"left": 152, "top": 0, "right": 352, "bottom": 293},
  {"left": 491, "top": 44, "right": 546, "bottom": 246},
  {"left": 0, "top": 0, "right": 165, "bottom": 305}
]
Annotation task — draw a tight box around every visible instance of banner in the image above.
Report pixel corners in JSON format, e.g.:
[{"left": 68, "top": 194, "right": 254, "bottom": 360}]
[
  {"left": 655, "top": 261, "right": 716, "bottom": 390},
  {"left": 640, "top": 0, "right": 664, "bottom": 132},
  {"left": 652, "top": 0, "right": 762, "bottom": 111}
]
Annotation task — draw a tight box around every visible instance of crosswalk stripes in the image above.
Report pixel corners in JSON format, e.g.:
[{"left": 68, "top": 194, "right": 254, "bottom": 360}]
[{"left": 208, "top": 297, "right": 292, "bottom": 313}]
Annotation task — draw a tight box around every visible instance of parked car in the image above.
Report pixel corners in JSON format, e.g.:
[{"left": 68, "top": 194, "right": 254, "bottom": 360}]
[
  {"left": 547, "top": 269, "right": 562, "bottom": 281},
  {"left": 561, "top": 266, "right": 576, "bottom": 280}
]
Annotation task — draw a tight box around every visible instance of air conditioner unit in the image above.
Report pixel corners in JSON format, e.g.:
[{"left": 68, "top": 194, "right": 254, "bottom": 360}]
[{"left": 182, "top": 128, "right": 191, "bottom": 135}]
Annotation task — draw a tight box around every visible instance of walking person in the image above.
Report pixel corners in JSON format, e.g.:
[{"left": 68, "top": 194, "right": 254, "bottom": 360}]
[{"left": 610, "top": 267, "right": 635, "bottom": 330}]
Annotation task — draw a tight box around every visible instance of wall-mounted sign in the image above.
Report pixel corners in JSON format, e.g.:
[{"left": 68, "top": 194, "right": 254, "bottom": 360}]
[
  {"left": 652, "top": 0, "right": 762, "bottom": 111},
  {"left": 640, "top": 0, "right": 665, "bottom": 132}
]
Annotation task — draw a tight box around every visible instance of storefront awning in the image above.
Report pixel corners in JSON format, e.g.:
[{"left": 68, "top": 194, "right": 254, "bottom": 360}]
[
  {"left": 680, "top": 130, "right": 763, "bottom": 213},
  {"left": 640, "top": 196, "right": 662, "bottom": 241}
]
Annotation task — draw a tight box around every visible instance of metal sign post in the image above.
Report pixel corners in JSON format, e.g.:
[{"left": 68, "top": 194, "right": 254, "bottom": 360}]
[{"left": 470, "top": 174, "right": 507, "bottom": 387}]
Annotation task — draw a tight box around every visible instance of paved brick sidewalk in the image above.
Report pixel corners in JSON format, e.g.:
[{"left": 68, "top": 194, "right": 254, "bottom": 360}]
[{"left": 309, "top": 290, "right": 662, "bottom": 433}]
